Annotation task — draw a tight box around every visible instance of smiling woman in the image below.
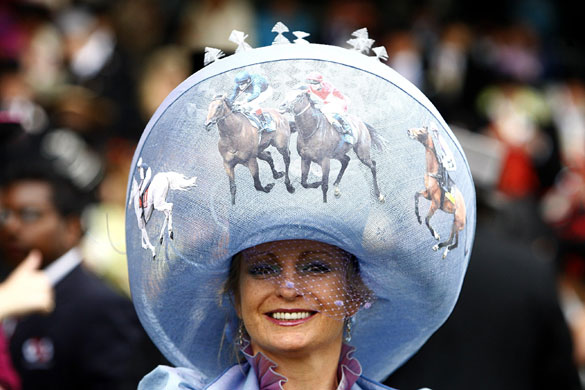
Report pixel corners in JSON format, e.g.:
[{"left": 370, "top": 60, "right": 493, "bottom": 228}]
[
  {"left": 126, "top": 26, "right": 476, "bottom": 390},
  {"left": 232, "top": 240, "right": 372, "bottom": 367}
]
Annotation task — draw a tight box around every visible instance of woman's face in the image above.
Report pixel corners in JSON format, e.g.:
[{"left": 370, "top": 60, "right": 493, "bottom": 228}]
[{"left": 235, "top": 239, "right": 351, "bottom": 358}]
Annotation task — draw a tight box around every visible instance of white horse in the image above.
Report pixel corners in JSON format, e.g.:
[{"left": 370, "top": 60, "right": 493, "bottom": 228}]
[{"left": 129, "top": 171, "right": 197, "bottom": 258}]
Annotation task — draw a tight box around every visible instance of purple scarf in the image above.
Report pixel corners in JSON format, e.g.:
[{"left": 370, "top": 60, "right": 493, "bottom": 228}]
[{"left": 241, "top": 341, "right": 362, "bottom": 390}]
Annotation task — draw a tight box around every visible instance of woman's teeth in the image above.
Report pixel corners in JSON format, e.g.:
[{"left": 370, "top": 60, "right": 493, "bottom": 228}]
[{"left": 271, "top": 312, "right": 311, "bottom": 320}]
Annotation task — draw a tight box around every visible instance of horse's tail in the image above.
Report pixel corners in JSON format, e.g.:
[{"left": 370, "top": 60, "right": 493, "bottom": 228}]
[
  {"left": 365, "top": 123, "right": 386, "bottom": 151},
  {"left": 168, "top": 172, "right": 197, "bottom": 191}
]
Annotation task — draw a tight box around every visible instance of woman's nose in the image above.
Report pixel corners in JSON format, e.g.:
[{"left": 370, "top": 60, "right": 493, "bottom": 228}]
[{"left": 275, "top": 278, "right": 303, "bottom": 300}]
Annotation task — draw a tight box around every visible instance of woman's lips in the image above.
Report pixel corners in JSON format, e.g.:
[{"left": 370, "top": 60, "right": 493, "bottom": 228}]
[{"left": 264, "top": 309, "right": 317, "bottom": 326}]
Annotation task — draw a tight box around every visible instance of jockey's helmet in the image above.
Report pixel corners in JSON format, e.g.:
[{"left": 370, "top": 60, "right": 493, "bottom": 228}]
[
  {"left": 306, "top": 71, "right": 324, "bottom": 85},
  {"left": 235, "top": 71, "right": 252, "bottom": 89}
]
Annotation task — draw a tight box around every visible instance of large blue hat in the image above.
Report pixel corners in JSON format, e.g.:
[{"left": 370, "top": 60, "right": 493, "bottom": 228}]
[{"left": 126, "top": 37, "right": 475, "bottom": 384}]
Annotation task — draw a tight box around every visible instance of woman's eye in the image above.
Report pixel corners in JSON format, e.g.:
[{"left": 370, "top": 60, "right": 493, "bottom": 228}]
[
  {"left": 248, "top": 264, "right": 279, "bottom": 277},
  {"left": 301, "top": 262, "right": 331, "bottom": 274}
]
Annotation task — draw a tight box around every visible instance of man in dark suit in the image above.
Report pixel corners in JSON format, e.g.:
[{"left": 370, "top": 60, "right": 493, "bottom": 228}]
[
  {"left": 384, "top": 224, "right": 582, "bottom": 390},
  {"left": 0, "top": 161, "right": 163, "bottom": 389}
]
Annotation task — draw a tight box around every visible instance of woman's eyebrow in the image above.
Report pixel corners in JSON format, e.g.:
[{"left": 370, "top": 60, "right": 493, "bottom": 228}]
[
  {"left": 244, "top": 251, "right": 277, "bottom": 261},
  {"left": 299, "top": 250, "right": 334, "bottom": 260}
]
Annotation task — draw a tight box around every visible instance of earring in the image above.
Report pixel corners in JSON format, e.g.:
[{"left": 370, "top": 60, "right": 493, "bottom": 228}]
[
  {"left": 237, "top": 321, "right": 245, "bottom": 347},
  {"left": 344, "top": 317, "right": 353, "bottom": 343}
]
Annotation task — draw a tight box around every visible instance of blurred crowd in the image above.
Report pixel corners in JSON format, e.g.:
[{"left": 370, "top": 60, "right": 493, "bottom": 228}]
[{"left": 1, "top": 0, "right": 584, "bottom": 388}]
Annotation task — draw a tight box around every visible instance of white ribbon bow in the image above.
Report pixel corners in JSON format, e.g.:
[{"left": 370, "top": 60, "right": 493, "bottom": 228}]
[
  {"left": 229, "top": 30, "right": 252, "bottom": 53},
  {"left": 203, "top": 47, "right": 225, "bottom": 66},
  {"left": 271, "top": 22, "right": 290, "bottom": 45},
  {"left": 293, "top": 31, "right": 310, "bottom": 44},
  {"left": 347, "top": 27, "right": 375, "bottom": 54},
  {"left": 372, "top": 46, "right": 388, "bottom": 62}
]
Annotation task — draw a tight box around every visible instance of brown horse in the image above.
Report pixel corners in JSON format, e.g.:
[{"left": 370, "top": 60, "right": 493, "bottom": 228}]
[
  {"left": 281, "top": 90, "right": 384, "bottom": 203},
  {"left": 205, "top": 95, "right": 294, "bottom": 205},
  {"left": 408, "top": 126, "right": 467, "bottom": 259}
]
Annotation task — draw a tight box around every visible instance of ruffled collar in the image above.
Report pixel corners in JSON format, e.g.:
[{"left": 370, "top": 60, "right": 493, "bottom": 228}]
[
  {"left": 241, "top": 340, "right": 287, "bottom": 390},
  {"left": 337, "top": 344, "right": 362, "bottom": 390},
  {"left": 240, "top": 341, "right": 362, "bottom": 390}
]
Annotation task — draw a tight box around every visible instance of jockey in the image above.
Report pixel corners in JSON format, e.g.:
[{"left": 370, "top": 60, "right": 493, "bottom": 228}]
[
  {"left": 306, "top": 71, "right": 354, "bottom": 144},
  {"left": 137, "top": 157, "right": 152, "bottom": 210},
  {"left": 430, "top": 127, "right": 455, "bottom": 206},
  {"left": 227, "top": 70, "right": 274, "bottom": 132}
]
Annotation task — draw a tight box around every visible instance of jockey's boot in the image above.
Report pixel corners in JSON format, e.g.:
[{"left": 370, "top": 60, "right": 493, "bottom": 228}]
[
  {"left": 261, "top": 113, "right": 275, "bottom": 132},
  {"left": 249, "top": 113, "right": 262, "bottom": 131},
  {"left": 334, "top": 115, "right": 354, "bottom": 144}
]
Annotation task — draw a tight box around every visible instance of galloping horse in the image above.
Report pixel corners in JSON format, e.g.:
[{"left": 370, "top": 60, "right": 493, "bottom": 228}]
[
  {"left": 205, "top": 95, "right": 294, "bottom": 205},
  {"left": 129, "top": 171, "right": 197, "bottom": 259},
  {"left": 407, "top": 126, "right": 467, "bottom": 259},
  {"left": 282, "top": 90, "right": 384, "bottom": 203}
]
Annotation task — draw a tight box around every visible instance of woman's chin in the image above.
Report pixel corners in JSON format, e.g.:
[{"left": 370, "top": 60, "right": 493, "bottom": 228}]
[
  {"left": 252, "top": 333, "right": 313, "bottom": 356},
  {"left": 253, "top": 330, "right": 342, "bottom": 359}
]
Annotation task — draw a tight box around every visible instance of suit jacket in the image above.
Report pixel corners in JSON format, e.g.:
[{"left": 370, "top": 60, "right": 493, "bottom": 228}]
[{"left": 9, "top": 263, "right": 163, "bottom": 390}]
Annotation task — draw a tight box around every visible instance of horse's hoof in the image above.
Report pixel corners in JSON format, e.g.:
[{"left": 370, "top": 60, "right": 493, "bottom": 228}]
[
  {"left": 378, "top": 194, "right": 385, "bottom": 203},
  {"left": 264, "top": 183, "right": 275, "bottom": 192},
  {"left": 432, "top": 244, "right": 439, "bottom": 251},
  {"left": 417, "top": 217, "right": 422, "bottom": 225},
  {"left": 433, "top": 233, "right": 440, "bottom": 240},
  {"left": 442, "top": 249, "right": 449, "bottom": 259},
  {"left": 160, "top": 236, "right": 164, "bottom": 245},
  {"left": 170, "top": 231, "right": 174, "bottom": 240},
  {"left": 287, "top": 184, "right": 295, "bottom": 194},
  {"left": 274, "top": 171, "right": 284, "bottom": 179},
  {"left": 334, "top": 188, "right": 341, "bottom": 198}
]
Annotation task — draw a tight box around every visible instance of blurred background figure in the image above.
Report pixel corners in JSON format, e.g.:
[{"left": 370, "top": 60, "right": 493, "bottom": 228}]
[
  {"left": 542, "top": 77, "right": 585, "bottom": 375},
  {"left": 55, "top": 4, "right": 142, "bottom": 141},
  {"left": 0, "top": 251, "right": 53, "bottom": 390},
  {"left": 179, "top": 0, "right": 256, "bottom": 51},
  {"left": 0, "top": 129, "right": 165, "bottom": 389},
  {"left": 0, "top": 250, "right": 53, "bottom": 322},
  {"left": 383, "top": 30, "right": 425, "bottom": 89}
]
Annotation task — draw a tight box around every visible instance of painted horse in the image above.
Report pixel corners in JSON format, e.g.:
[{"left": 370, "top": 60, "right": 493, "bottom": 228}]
[
  {"left": 407, "top": 126, "right": 467, "bottom": 259},
  {"left": 129, "top": 168, "right": 197, "bottom": 259},
  {"left": 282, "top": 89, "right": 384, "bottom": 203},
  {"left": 205, "top": 95, "right": 294, "bottom": 205}
]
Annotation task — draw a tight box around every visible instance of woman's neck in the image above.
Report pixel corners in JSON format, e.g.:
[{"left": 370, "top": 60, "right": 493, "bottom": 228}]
[{"left": 254, "top": 341, "right": 343, "bottom": 390}]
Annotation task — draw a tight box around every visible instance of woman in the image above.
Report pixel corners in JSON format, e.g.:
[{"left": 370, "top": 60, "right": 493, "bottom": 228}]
[{"left": 126, "top": 27, "right": 475, "bottom": 390}]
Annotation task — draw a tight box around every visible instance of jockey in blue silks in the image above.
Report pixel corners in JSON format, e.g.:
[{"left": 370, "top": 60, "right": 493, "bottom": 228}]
[{"left": 227, "top": 71, "right": 274, "bottom": 132}]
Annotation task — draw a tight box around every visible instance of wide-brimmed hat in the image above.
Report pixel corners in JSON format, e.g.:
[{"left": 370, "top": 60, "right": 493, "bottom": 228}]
[{"left": 126, "top": 31, "right": 475, "bottom": 384}]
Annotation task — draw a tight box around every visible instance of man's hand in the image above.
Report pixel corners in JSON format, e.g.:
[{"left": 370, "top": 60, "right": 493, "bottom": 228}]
[{"left": 0, "top": 250, "right": 54, "bottom": 319}]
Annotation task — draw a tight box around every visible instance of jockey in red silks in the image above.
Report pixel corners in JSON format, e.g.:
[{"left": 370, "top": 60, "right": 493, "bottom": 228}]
[{"left": 306, "top": 72, "right": 354, "bottom": 144}]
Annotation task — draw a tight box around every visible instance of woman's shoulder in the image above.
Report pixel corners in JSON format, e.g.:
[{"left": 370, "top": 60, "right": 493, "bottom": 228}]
[
  {"left": 138, "top": 365, "right": 206, "bottom": 389},
  {"left": 138, "top": 364, "right": 251, "bottom": 390}
]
